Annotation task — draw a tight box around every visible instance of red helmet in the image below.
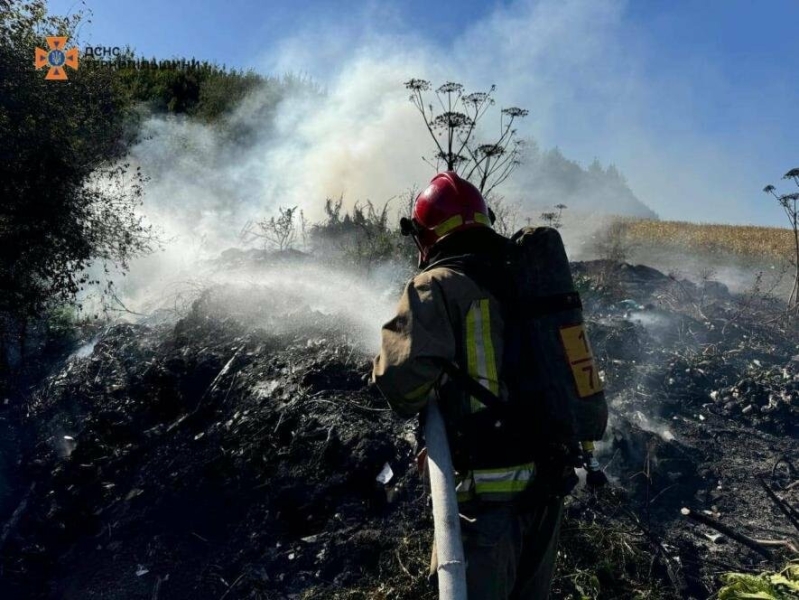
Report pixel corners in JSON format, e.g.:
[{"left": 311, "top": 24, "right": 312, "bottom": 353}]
[{"left": 404, "top": 172, "right": 493, "bottom": 265}]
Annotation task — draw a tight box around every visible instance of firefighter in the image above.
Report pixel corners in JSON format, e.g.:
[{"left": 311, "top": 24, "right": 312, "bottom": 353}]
[{"left": 372, "top": 172, "right": 572, "bottom": 599}]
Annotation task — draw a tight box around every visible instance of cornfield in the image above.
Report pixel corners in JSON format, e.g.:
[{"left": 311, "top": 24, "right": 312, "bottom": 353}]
[{"left": 622, "top": 219, "right": 796, "bottom": 262}]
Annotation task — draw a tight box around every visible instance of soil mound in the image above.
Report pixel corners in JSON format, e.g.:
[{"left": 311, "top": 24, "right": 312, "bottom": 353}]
[{"left": 2, "top": 261, "right": 798, "bottom": 599}]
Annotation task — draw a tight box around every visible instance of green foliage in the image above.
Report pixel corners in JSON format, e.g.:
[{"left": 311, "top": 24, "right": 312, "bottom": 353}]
[
  {"left": 44, "top": 304, "right": 77, "bottom": 338},
  {"left": 310, "top": 198, "right": 416, "bottom": 271},
  {"left": 0, "top": 0, "right": 154, "bottom": 351},
  {"left": 111, "top": 57, "right": 264, "bottom": 121},
  {"left": 717, "top": 562, "right": 799, "bottom": 599},
  {"left": 194, "top": 69, "right": 264, "bottom": 121}
]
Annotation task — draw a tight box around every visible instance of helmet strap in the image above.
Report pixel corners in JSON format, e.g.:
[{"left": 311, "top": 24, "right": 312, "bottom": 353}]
[
  {"left": 411, "top": 232, "right": 428, "bottom": 268},
  {"left": 400, "top": 216, "right": 430, "bottom": 268}
]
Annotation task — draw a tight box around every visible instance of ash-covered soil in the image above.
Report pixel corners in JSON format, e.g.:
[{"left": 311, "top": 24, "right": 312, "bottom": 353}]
[{"left": 1, "top": 258, "right": 798, "bottom": 599}]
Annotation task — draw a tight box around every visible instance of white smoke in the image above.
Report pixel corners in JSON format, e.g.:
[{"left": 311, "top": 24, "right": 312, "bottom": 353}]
[
  {"left": 101, "top": 69, "right": 425, "bottom": 345},
  {"left": 253, "top": 0, "right": 788, "bottom": 227},
  {"left": 95, "top": 0, "right": 789, "bottom": 346},
  {"left": 118, "top": 0, "right": 643, "bottom": 267}
]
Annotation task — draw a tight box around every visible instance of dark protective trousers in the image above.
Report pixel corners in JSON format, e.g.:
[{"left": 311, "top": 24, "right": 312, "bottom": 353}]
[{"left": 459, "top": 496, "right": 563, "bottom": 599}]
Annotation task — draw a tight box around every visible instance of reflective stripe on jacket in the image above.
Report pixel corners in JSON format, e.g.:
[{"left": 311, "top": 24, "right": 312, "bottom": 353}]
[
  {"left": 456, "top": 461, "right": 537, "bottom": 502},
  {"left": 372, "top": 265, "right": 535, "bottom": 501}
]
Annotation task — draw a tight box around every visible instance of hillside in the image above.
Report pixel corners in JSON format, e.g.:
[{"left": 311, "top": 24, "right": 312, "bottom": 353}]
[
  {"left": 108, "top": 60, "right": 656, "bottom": 223},
  {"left": 517, "top": 146, "right": 658, "bottom": 219}
]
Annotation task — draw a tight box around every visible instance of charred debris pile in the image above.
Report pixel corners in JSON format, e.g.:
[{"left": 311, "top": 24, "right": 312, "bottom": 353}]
[{"left": 1, "top": 256, "right": 798, "bottom": 599}]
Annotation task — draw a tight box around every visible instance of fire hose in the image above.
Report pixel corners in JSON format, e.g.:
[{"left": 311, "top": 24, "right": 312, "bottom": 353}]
[{"left": 424, "top": 396, "right": 467, "bottom": 600}]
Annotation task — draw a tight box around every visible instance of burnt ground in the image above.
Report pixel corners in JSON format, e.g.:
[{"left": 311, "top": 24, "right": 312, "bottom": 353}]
[{"left": 1, "top": 259, "right": 798, "bottom": 599}]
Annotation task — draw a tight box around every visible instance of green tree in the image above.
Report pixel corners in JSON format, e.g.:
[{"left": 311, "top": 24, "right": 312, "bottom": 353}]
[
  {"left": 309, "top": 198, "right": 415, "bottom": 271},
  {"left": 0, "top": 0, "right": 155, "bottom": 362},
  {"left": 112, "top": 57, "right": 265, "bottom": 121}
]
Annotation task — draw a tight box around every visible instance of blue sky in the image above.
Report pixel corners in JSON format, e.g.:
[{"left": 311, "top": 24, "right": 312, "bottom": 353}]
[{"left": 49, "top": 0, "right": 799, "bottom": 226}]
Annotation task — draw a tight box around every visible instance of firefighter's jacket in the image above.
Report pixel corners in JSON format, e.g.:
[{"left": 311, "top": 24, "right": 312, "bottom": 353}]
[{"left": 372, "top": 264, "right": 535, "bottom": 502}]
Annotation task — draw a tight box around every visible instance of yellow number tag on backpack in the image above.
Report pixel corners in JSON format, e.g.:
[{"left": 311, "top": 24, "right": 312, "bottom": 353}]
[{"left": 559, "top": 324, "right": 603, "bottom": 398}]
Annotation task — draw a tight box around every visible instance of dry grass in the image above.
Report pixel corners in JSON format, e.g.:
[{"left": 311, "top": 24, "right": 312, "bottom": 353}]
[{"left": 622, "top": 219, "right": 795, "bottom": 262}]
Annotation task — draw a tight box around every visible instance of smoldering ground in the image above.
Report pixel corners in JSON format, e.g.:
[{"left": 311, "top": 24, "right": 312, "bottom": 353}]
[{"left": 10, "top": 229, "right": 797, "bottom": 598}]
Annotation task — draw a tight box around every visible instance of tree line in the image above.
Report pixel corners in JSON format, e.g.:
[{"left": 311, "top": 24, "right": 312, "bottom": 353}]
[{"left": 0, "top": 0, "right": 272, "bottom": 386}]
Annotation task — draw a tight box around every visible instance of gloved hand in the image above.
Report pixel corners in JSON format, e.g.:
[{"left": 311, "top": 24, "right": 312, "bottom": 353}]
[
  {"left": 580, "top": 441, "right": 608, "bottom": 489},
  {"left": 584, "top": 454, "right": 608, "bottom": 488},
  {"left": 586, "top": 468, "right": 608, "bottom": 488}
]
